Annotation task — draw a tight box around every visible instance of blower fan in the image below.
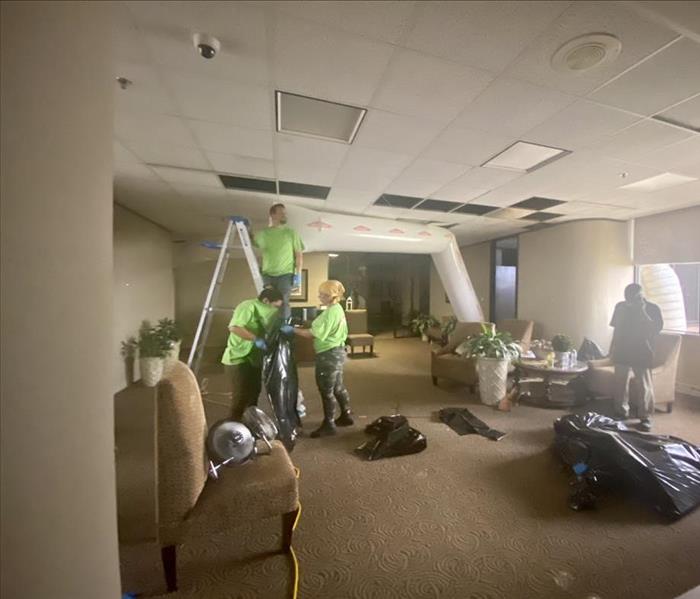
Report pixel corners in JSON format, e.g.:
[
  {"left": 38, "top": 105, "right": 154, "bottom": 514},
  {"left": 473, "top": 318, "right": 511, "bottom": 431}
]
[{"left": 206, "top": 407, "right": 279, "bottom": 479}]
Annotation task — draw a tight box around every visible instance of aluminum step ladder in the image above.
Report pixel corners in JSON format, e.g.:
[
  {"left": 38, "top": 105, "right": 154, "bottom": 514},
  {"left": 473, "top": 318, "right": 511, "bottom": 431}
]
[{"left": 187, "top": 217, "right": 263, "bottom": 378}]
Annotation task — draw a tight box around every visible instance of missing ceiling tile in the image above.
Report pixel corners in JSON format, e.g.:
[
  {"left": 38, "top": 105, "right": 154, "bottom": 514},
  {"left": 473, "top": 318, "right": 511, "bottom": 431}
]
[{"left": 219, "top": 174, "right": 277, "bottom": 194}]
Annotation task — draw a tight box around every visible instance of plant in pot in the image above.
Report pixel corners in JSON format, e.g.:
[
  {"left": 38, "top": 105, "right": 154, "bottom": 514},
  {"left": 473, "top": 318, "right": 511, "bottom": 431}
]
[
  {"left": 441, "top": 316, "right": 458, "bottom": 345},
  {"left": 156, "top": 317, "right": 182, "bottom": 371},
  {"left": 138, "top": 320, "right": 169, "bottom": 387},
  {"left": 551, "top": 334, "right": 573, "bottom": 367},
  {"left": 460, "top": 324, "right": 522, "bottom": 406},
  {"left": 410, "top": 314, "right": 439, "bottom": 342},
  {"left": 120, "top": 336, "right": 138, "bottom": 385}
]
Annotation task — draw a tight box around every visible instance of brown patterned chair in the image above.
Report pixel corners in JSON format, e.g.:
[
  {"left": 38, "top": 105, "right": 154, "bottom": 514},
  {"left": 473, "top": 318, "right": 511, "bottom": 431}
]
[
  {"left": 496, "top": 319, "right": 534, "bottom": 352},
  {"left": 587, "top": 333, "right": 682, "bottom": 413},
  {"left": 431, "top": 322, "right": 495, "bottom": 391},
  {"left": 156, "top": 362, "right": 299, "bottom": 593}
]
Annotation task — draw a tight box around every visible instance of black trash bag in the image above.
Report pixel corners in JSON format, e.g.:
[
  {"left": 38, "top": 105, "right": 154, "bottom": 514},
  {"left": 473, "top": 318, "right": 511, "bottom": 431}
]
[
  {"left": 356, "top": 414, "right": 427, "bottom": 461},
  {"left": 262, "top": 327, "right": 300, "bottom": 451},
  {"left": 438, "top": 407, "right": 506, "bottom": 441},
  {"left": 554, "top": 412, "right": 700, "bottom": 519},
  {"left": 578, "top": 337, "right": 605, "bottom": 361}
]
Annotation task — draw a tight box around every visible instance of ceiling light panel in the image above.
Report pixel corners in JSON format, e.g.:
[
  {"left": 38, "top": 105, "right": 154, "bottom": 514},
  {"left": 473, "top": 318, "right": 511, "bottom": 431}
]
[
  {"left": 276, "top": 91, "right": 366, "bottom": 144},
  {"left": 482, "top": 141, "right": 570, "bottom": 173},
  {"left": 619, "top": 173, "right": 697, "bottom": 192}
]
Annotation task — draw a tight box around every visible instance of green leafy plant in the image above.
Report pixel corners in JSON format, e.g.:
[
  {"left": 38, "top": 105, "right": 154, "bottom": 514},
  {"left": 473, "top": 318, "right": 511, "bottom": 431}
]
[
  {"left": 137, "top": 320, "right": 169, "bottom": 358},
  {"left": 460, "top": 323, "right": 521, "bottom": 360},
  {"left": 410, "top": 313, "right": 439, "bottom": 336},
  {"left": 441, "top": 316, "right": 458, "bottom": 338},
  {"left": 120, "top": 336, "right": 138, "bottom": 359},
  {"left": 156, "top": 317, "right": 182, "bottom": 344},
  {"left": 551, "top": 334, "right": 573, "bottom": 352}
]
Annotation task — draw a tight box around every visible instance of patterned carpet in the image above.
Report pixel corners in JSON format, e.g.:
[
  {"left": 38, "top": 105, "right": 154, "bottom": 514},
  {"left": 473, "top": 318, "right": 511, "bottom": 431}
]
[{"left": 120, "top": 336, "right": 700, "bottom": 599}]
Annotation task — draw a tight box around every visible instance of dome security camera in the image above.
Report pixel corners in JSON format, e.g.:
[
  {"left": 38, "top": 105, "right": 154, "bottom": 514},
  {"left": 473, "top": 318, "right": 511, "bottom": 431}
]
[{"left": 192, "top": 32, "right": 220, "bottom": 60}]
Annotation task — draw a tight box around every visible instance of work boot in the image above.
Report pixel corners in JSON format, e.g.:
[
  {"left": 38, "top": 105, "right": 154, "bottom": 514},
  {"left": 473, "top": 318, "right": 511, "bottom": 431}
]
[
  {"left": 310, "top": 420, "right": 336, "bottom": 438},
  {"left": 335, "top": 410, "right": 354, "bottom": 427}
]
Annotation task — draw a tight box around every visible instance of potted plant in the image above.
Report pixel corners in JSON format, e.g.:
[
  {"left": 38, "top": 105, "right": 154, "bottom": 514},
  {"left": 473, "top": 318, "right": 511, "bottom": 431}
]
[
  {"left": 410, "top": 313, "right": 439, "bottom": 342},
  {"left": 120, "top": 336, "right": 138, "bottom": 385},
  {"left": 156, "top": 317, "right": 182, "bottom": 370},
  {"left": 441, "top": 316, "right": 458, "bottom": 344},
  {"left": 460, "top": 324, "right": 522, "bottom": 406},
  {"left": 138, "top": 320, "right": 169, "bottom": 387},
  {"left": 551, "top": 334, "right": 573, "bottom": 367}
]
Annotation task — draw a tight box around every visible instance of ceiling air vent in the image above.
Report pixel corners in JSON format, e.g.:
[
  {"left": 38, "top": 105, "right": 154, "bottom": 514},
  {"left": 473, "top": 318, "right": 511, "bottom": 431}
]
[
  {"left": 219, "top": 174, "right": 277, "bottom": 194},
  {"left": 276, "top": 91, "right": 367, "bottom": 144}
]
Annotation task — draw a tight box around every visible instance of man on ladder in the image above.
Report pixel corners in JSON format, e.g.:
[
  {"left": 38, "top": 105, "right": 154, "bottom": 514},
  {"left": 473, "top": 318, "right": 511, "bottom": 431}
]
[{"left": 251, "top": 203, "right": 305, "bottom": 321}]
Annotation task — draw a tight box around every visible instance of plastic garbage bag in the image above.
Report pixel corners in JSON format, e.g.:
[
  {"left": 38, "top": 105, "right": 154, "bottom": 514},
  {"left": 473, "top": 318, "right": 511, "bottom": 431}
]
[
  {"left": 356, "top": 415, "right": 427, "bottom": 461},
  {"left": 578, "top": 337, "right": 605, "bottom": 361},
  {"left": 554, "top": 412, "right": 700, "bottom": 519},
  {"left": 262, "top": 327, "right": 300, "bottom": 451}
]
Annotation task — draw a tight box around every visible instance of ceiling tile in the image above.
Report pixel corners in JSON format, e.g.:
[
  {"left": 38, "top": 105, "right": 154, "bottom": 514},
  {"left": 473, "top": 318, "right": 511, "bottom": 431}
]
[
  {"left": 112, "top": 3, "right": 152, "bottom": 66},
  {"left": 272, "top": 13, "right": 394, "bottom": 106},
  {"left": 371, "top": 49, "right": 494, "bottom": 124},
  {"left": 271, "top": 0, "right": 417, "bottom": 45},
  {"left": 122, "top": 140, "right": 210, "bottom": 170},
  {"left": 405, "top": 1, "right": 570, "bottom": 73},
  {"left": 431, "top": 167, "right": 522, "bottom": 202},
  {"left": 151, "top": 166, "right": 223, "bottom": 188},
  {"left": 163, "top": 71, "right": 273, "bottom": 130},
  {"left": 125, "top": 0, "right": 207, "bottom": 30},
  {"left": 422, "top": 126, "right": 516, "bottom": 166},
  {"left": 114, "top": 162, "right": 160, "bottom": 181},
  {"left": 114, "top": 63, "right": 180, "bottom": 115},
  {"left": 206, "top": 152, "right": 275, "bottom": 179},
  {"left": 452, "top": 203, "right": 500, "bottom": 216},
  {"left": 511, "top": 196, "right": 565, "bottom": 210},
  {"left": 333, "top": 147, "right": 413, "bottom": 191},
  {"left": 114, "top": 141, "right": 140, "bottom": 164},
  {"left": 655, "top": 94, "right": 700, "bottom": 131},
  {"left": 325, "top": 187, "right": 379, "bottom": 212},
  {"left": 384, "top": 159, "right": 469, "bottom": 197},
  {"left": 452, "top": 77, "right": 576, "bottom": 137},
  {"left": 486, "top": 207, "right": 534, "bottom": 220},
  {"left": 626, "top": 1, "right": 700, "bottom": 41},
  {"left": 504, "top": 1, "right": 679, "bottom": 96},
  {"left": 520, "top": 211, "right": 562, "bottom": 222},
  {"left": 413, "top": 198, "right": 460, "bottom": 212},
  {"left": 276, "top": 135, "right": 349, "bottom": 186},
  {"left": 354, "top": 110, "right": 444, "bottom": 155},
  {"left": 115, "top": 111, "right": 198, "bottom": 147},
  {"left": 523, "top": 100, "right": 641, "bottom": 149},
  {"left": 594, "top": 119, "right": 693, "bottom": 163},
  {"left": 590, "top": 38, "right": 700, "bottom": 115},
  {"left": 188, "top": 120, "right": 273, "bottom": 159},
  {"left": 625, "top": 136, "right": 700, "bottom": 178}
]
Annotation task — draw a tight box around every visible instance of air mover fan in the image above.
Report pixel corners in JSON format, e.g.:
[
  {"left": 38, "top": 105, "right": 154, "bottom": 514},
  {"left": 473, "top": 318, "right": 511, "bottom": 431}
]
[{"left": 206, "top": 408, "right": 279, "bottom": 479}]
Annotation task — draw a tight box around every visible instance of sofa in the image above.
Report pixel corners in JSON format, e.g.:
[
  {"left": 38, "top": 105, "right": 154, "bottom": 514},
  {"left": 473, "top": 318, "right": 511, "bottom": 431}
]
[
  {"left": 431, "top": 322, "right": 495, "bottom": 391},
  {"left": 587, "top": 333, "right": 682, "bottom": 413}
]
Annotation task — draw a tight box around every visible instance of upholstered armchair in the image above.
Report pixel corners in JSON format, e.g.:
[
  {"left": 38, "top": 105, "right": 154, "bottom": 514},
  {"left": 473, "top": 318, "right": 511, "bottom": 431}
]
[
  {"left": 156, "top": 362, "right": 299, "bottom": 592},
  {"left": 587, "top": 333, "right": 682, "bottom": 413},
  {"left": 431, "top": 322, "right": 495, "bottom": 391},
  {"left": 496, "top": 319, "right": 534, "bottom": 352}
]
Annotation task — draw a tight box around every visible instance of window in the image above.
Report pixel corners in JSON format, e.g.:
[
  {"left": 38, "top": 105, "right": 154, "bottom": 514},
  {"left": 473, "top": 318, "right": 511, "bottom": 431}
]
[{"left": 638, "top": 263, "right": 700, "bottom": 334}]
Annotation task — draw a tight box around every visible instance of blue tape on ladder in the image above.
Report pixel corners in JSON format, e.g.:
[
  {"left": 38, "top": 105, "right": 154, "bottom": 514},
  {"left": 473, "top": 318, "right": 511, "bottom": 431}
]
[{"left": 229, "top": 215, "right": 250, "bottom": 226}]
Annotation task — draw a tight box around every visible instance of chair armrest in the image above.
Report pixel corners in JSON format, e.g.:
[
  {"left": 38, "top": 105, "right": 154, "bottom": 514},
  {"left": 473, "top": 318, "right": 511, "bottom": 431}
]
[{"left": 588, "top": 357, "right": 613, "bottom": 369}]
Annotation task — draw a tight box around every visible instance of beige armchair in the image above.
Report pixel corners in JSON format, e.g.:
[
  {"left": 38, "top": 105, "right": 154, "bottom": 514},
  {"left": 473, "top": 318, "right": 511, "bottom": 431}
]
[
  {"left": 431, "top": 322, "right": 495, "bottom": 391},
  {"left": 496, "top": 319, "right": 534, "bottom": 352},
  {"left": 587, "top": 333, "right": 682, "bottom": 413},
  {"left": 156, "top": 362, "right": 299, "bottom": 593}
]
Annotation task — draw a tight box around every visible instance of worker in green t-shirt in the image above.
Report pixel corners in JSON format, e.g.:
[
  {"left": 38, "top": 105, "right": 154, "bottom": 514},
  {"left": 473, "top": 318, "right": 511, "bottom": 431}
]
[
  {"left": 252, "top": 203, "right": 305, "bottom": 321},
  {"left": 290, "top": 280, "right": 353, "bottom": 438},
  {"left": 221, "top": 287, "right": 284, "bottom": 420}
]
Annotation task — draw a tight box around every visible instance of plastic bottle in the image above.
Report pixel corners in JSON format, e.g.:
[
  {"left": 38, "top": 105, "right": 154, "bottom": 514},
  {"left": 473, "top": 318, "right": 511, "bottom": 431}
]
[{"left": 346, "top": 296, "right": 353, "bottom": 311}]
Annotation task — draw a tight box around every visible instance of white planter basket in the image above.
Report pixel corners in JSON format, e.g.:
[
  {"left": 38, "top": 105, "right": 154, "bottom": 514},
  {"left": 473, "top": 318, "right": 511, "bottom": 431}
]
[
  {"left": 476, "top": 357, "right": 510, "bottom": 406},
  {"left": 164, "top": 340, "right": 182, "bottom": 372},
  {"left": 140, "top": 357, "right": 164, "bottom": 387}
]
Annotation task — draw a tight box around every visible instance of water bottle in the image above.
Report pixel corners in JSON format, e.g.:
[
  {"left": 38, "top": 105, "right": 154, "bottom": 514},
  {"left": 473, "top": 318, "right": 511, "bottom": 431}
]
[{"left": 346, "top": 296, "right": 353, "bottom": 311}]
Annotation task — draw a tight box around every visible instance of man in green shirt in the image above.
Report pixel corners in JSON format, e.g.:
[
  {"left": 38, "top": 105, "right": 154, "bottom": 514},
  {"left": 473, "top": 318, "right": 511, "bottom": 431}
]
[
  {"left": 252, "top": 203, "right": 305, "bottom": 321},
  {"left": 292, "top": 280, "right": 353, "bottom": 438},
  {"left": 221, "top": 287, "right": 283, "bottom": 420}
]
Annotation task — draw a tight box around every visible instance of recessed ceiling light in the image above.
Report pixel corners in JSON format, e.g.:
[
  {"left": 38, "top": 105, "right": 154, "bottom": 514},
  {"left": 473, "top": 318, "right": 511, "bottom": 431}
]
[
  {"left": 620, "top": 172, "right": 697, "bottom": 192},
  {"left": 551, "top": 33, "right": 622, "bottom": 73},
  {"left": 276, "top": 91, "right": 367, "bottom": 144},
  {"left": 482, "top": 141, "right": 570, "bottom": 173}
]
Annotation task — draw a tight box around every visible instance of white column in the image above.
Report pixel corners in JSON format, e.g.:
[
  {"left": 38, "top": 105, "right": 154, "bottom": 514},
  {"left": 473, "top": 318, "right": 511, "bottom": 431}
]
[
  {"left": 432, "top": 237, "right": 485, "bottom": 322},
  {"left": 0, "top": 2, "right": 120, "bottom": 598}
]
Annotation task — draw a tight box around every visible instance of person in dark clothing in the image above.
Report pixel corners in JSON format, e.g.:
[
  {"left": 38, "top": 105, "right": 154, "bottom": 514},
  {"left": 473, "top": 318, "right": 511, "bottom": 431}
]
[{"left": 609, "top": 283, "right": 664, "bottom": 431}]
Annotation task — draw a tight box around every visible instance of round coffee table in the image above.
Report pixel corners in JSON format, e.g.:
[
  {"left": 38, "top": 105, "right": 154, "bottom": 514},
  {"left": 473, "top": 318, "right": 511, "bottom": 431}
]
[{"left": 515, "top": 360, "right": 588, "bottom": 409}]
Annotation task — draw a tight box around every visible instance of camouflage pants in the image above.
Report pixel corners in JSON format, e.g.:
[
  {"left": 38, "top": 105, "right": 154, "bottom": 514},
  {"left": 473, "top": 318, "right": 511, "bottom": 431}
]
[{"left": 314, "top": 347, "right": 351, "bottom": 418}]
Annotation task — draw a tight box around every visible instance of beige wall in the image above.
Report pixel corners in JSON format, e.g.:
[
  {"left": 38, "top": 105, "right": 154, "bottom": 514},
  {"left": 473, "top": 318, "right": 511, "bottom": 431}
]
[
  {"left": 0, "top": 3, "right": 120, "bottom": 598},
  {"left": 634, "top": 205, "right": 700, "bottom": 265},
  {"left": 175, "top": 247, "right": 329, "bottom": 348},
  {"left": 519, "top": 220, "right": 633, "bottom": 348},
  {"left": 430, "top": 242, "right": 491, "bottom": 320},
  {"left": 113, "top": 205, "right": 175, "bottom": 392}
]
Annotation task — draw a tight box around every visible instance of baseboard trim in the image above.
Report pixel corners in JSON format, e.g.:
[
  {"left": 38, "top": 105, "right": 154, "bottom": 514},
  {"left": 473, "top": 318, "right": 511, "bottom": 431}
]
[{"left": 676, "top": 383, "right": 700, "bottom": 398}]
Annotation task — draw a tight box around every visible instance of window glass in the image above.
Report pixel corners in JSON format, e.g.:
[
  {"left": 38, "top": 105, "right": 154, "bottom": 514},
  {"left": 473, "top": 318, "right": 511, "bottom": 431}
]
[{"left": 638, "top": 263, "right": 699, "bottom": 334}]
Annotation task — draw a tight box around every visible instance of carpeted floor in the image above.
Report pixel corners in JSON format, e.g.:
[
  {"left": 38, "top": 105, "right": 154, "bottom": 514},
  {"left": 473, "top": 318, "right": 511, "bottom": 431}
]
[{"left": 120, "top": 335, "right": 700, "bottom": 599}]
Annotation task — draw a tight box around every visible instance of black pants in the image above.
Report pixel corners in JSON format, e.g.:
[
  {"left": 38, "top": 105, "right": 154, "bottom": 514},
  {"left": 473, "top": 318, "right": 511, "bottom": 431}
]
[
  {"left": 315, "top": 347, "right": 351, "bottom": 419},
  {"left": 224, "top": 361, "right": 261, "bottom": 421}
]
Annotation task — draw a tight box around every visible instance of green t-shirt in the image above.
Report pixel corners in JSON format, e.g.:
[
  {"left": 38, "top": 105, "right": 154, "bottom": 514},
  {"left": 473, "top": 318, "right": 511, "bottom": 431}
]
[
  {"left": 221, "top": 299, "right": 279, "bottom": 366},
  {"left": 311, "top": 303, "right": 348, "bottom": 354},
  {"left": 253, "top": 226, "right": 305, "bottom": 276}
]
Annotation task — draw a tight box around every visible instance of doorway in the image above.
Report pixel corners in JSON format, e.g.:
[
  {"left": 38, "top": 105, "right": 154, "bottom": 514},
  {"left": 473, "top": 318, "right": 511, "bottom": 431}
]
[{"left": 490, "top": 237, "right": 518, "bottom": 323}]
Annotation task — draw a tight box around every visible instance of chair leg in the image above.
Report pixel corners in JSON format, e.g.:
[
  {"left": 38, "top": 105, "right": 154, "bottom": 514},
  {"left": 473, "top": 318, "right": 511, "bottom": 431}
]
[
  {"left": 432, "top": 376, "right": 438, "bottom": 386},
  {"left": 667, "top": 402, "right": 673, "bottom": 413},
  {"left": 282, "top": 508, "right": 299, "bottom": 552},
  {"left": 161, "top": 545, "right": 177, "bottom": 593}
]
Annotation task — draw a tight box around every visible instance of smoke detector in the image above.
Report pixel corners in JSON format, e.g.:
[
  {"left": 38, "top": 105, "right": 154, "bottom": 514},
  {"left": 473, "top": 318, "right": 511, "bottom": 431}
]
[{"left": 551, "top": 34, "right": 622, "bottom": 73}]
